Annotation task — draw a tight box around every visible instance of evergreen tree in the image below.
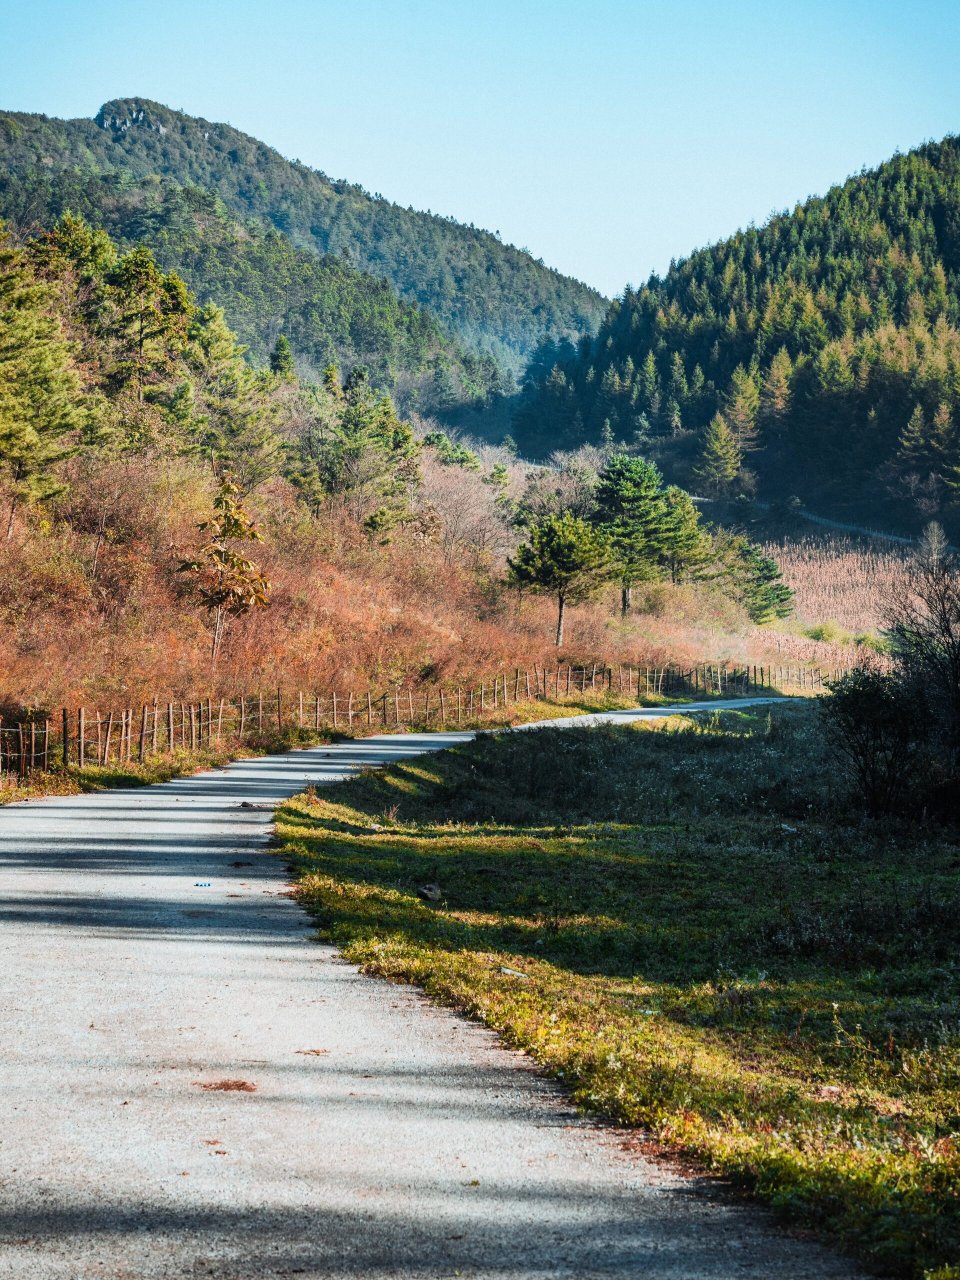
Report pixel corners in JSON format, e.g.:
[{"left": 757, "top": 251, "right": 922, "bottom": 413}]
[
  {"left": 0, "top": 232, "right": 83, "bottom": 537},
  {"left": 104, "top": 246, "right": 193, "bottom": 444},
  {"left": 269, "top": 334, "right": 295, "bottom": 378},
  {"left": 732, "top": 543, "right": 794, "bottom": 624},
  {"left": 593, "top": 454, "right": 670, "bottom": 614},
  {"left": 189, "top": 304, "right": 283, "bottom": 493},
  {"left": 759, "top": 347, "right": 793, "bottom": 429},
  {"left": 287, "top": 364, "right": 419, "bottom": 536},
  {"left": 508, "top": 513, "right": 614, "bottom": 646},
  {"left": 694, "top": 413, "right": 742, "bottom": 495},
  {"left": 661, "top": 485, "right": 713, "bottom": 583},
  {"left": 725, "top": 364, "right": 761, "bottom": 451},
  {"left": 898, "top": 404, "right": 928, "bottom": 468}
]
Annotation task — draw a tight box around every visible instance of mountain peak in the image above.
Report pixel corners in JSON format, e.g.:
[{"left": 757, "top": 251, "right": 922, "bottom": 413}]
[{"left": 95, "top": 98, "right": 182, "bottom": 137}]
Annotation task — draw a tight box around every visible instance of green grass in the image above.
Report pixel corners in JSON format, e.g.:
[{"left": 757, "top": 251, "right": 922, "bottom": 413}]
[{"left": 278, "top": 704, "right": 960, "bottom": 1279}]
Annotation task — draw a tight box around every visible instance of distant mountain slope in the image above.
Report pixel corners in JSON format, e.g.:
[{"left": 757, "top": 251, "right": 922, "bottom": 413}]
[
  {"left": 0, "top": 167, "right": 507, "bottom": 418},
  {"left": 514, "top": 136, "right": 960, "bottom": 530},
  {"left": 0, "top": 99, "right": 607, "bottom": 369}
]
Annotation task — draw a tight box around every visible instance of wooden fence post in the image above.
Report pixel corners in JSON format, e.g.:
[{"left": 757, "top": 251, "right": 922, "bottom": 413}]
[
  {"left": 277, "top": 688, "right": 283, "bottom": 733},
  {"left": 138, "top": 704, "right": 148, "bottom": 763},
  {"left": 239, "top": 696, "right": 246, "bottom": 740},
  {"left": 78, "top": 708, "right": 85, "bottom": 767},
  {"left": 62, "top": 709, "right": 69, "bottom": 769},
  {"left": 367, "top": 691, "right": 373, "bottom": 726}
]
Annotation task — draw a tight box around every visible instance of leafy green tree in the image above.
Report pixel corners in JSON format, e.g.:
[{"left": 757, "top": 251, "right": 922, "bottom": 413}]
[
  {"left": 593, "top": 454, "right": 670, "bottom": 614},
  {"left": 508, "top": 513, "right": 614, "bottom": 646},
  {"left": 177, "top": 476, "right": 270, "bottom": 661},
  {"left": 0, "top": 231, "right": 83, "bottom": 537},
  {"left": 694, "top": 413, "right": 742, "bottom": 495}
]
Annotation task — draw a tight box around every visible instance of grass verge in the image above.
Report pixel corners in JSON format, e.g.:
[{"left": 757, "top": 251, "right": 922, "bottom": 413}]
[
  {"left": 0, "top": 688, "right": 695, "bottom": 805},
  {"left": 279, "top": 703, "right": 960, "bottom": 1279}
]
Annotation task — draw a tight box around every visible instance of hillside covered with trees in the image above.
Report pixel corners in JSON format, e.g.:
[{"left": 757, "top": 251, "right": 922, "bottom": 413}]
[
  {"left": 0, "top": 210, "right": 791, "bottom": 708},
  {"left": 0, "top": 169, "right": 509, "bottom": 423},
  {"left": 514, "top": 136, "right": 960, "bottom": 532},
  {"left": 0, "top": 98, "right": 607, "bottom": 371}
]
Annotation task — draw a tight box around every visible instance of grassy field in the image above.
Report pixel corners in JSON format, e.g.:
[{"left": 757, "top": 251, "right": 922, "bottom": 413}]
[{"left": 279, "top": 703, "right": 960, "bottom": 1279}]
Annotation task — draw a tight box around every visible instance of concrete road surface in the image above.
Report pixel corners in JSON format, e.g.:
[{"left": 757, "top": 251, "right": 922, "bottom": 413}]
[{"left": 0, "top": 700, "right": 862, "bottom": 1278}]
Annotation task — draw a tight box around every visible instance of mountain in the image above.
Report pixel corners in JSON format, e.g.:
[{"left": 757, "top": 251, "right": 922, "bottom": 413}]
[
  {"left": 513, "top": 136, "right": 960, "bottom": 530},
  {"left": 0, "top": 99, "right": 607, "bottom": 371},
  {"left": 0, "top": 166, "right": 509, "bottom": 421}
]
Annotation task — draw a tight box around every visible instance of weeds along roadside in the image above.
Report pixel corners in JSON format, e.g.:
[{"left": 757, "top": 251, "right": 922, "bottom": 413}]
[
  {"left": 0, "top": 686, "right": 708, "bottom": 805},
  {"left": 280, "top": 701, "right": 960, "bottom": 1280}
]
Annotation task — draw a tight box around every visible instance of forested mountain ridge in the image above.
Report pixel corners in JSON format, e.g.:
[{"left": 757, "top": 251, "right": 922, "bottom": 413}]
[
  {"left": 0, "top": 98, "right": 607, "bottom": 369},
  {"left": 514, "top": 135, "right": 960, "bottom": 531},
  {"left": 0, "top": 168, "right": 508, "bottom": 421}
]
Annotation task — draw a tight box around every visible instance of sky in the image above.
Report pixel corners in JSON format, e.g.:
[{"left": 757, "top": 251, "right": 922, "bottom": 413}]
[{"left": 2, "top": 0, "right": 959, "bottom": 298}]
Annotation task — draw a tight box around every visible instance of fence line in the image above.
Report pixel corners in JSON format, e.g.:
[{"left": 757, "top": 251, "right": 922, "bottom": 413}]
[{"left": 0, "top": 663, "right": 845, "bottom": 782}]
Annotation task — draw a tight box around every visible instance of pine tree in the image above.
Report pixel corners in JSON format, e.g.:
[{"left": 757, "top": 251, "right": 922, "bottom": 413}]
[
  {"left": 269, "top": 334, "right": 295, "bottom": 378},
  {"left": 0, "top": 232, "right": 84, "bottom": 537},
  {"left": 593, "top": 454, "right": 670, "bottom": 613},
  {"left": 897, "top": 404, "right": 928, "bottom": 467},
  {"left": 288, "top": 363, "right": 418, "bottom": 535},
  {"left": 189, "top": 304, "right": 282, "bottom": 493},
  {"left": 508, "top": 513, "right": 614, "bottom": 646},
  {"left": 661, "top": 486, "right": 713, "bottom": 583},
  {"left": 759, "top": 347, "right": 793, "bottom": 429},
  {"left": 103, "top": 246, "right": 193, "bottom": 445},
  {"left": 725, "top": 364, "right": 761, "bottom": 451},
  {"left": 694, "top": 413, "right": 742, "bottom": 496}
]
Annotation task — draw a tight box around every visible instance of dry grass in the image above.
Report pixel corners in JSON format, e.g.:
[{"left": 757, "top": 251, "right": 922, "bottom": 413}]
[{"left": 762, "top": 534, "right": 907, "bottom": 634}]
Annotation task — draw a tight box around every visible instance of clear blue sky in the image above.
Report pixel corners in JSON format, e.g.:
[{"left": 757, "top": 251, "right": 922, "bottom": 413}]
[{"left": 3, "top": 0, "right": 959, "bottom": 297}]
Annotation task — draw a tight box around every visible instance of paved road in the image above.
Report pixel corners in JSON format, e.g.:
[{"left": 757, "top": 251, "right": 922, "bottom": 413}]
[{"left": 0, "top": 700, "right": 861, "bottom": 1278}]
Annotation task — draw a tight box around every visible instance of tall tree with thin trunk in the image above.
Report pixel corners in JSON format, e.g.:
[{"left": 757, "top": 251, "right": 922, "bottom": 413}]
[{"left": 508, "top": 513, "right": 613, "bottom": 646}]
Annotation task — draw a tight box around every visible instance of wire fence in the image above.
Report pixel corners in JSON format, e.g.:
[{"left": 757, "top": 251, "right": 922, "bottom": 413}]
[{"left": 0, "top": 661, "right": 846, "bottom": 781}]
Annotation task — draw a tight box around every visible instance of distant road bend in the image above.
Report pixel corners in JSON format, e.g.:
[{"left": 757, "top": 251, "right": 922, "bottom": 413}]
[{"left": 0, "top": 698, "right": 863, "bottom": 1278}]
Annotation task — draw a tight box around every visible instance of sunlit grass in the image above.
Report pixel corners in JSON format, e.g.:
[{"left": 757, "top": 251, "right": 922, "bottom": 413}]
[{"left": 280, "top": 704, "right": 960, "bottom": 1279}]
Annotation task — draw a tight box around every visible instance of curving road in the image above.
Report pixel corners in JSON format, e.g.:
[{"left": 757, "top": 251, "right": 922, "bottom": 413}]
[{"left": 0, "top": 699, "right": 861, "bottom": 1278}]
